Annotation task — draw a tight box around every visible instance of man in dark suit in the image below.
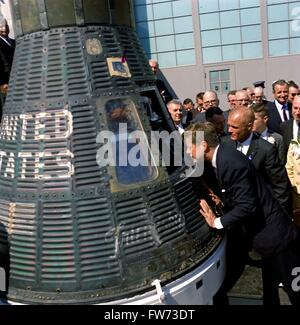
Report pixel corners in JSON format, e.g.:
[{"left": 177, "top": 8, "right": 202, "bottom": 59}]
[
  {"left": 205, "top": 106, "right": 228, "bottom": 138},
  {"left": 252, "top": 103, "right": 285, "bottom": 164},
  {"left": 280, "top": 95, "right": 300, "bottom": 155},
  {"left": 185, "top": 122, "right": 300, "bottom": 304},
  {"left": 149, "top": 59, "right": 172, "bottom": 104},
  {"left": 222, "top": 107, "right": 292, "bottom": 215},
  {"left": 0, "top": 18, "right": 15, "bottom": 118},
  {"left": 167, "top": 99, "right": 189, "bottom": 135},
  {"left": 266, "top": 79, "right": 290, "bottom": 133}
]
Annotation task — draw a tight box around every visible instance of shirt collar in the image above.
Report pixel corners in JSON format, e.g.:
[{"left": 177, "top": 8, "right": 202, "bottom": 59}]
[
  {"left": 212, "top": 145, "right": 220, "bottom": 169},
  {"left": 176, "top": 123, "right": 185, "bottom": 135},
  {"left": 261, "top": 128, "right": 268, "bottom": 139},
  {"left": 0, "top": 36, "right": 12, "bottom": 47},
  {"left": 238, "top": 132, "right": 253, "bottom": 147}
]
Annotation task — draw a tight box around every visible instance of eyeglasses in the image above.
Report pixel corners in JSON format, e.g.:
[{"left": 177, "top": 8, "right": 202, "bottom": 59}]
[
  {"left": 204, "top": 100, "right": 217, "bottom": 105},
  {"left": 236, "top": 99, "right": 249, "bottom": 103}
]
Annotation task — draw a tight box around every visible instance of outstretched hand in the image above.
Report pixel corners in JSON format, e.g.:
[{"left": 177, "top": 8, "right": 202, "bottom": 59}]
[{"left": 199, "top": 199, "right": 216, "bottom": 228}]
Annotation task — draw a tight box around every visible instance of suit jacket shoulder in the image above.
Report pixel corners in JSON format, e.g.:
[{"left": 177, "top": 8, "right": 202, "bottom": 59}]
[
  {"left": 266, "top": 130, "right": 285, "bottom": 164},
  {"left": 216, "top": 143, "right": 297, "bottom": 257},
  {"left": 266, "top": 101, "right": 285, "bottom": 133},
  {"left": 191, "top": 111, "right": 206, "bottom": 123},
  {"left": 280, "top": 118, "right": 294, "bottom": 154}
]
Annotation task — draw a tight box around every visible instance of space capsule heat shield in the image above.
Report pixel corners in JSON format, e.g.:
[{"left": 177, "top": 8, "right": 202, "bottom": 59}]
[{"left": 0, "top": 0, "right": 222, "bottom": 304}]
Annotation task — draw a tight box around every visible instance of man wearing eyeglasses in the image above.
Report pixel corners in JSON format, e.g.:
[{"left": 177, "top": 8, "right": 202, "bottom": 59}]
[
  {"left": 266, "top": 80, "right": 290, "bottom": 134},
  {"left": 192, "top": 90, "right": 220, "bottom": 123},
  {"left": 235, "top": 90, "right": 251, "bottom": 108}
]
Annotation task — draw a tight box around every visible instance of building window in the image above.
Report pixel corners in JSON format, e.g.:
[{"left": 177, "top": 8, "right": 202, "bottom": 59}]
[
  {"left": 209, "top": 69, "right": 230, "bottom": 93},
  {"left": 199, "top": 0, "right": 262, "bottom": 64},
  {"left": 134, "top": 0, "right": 196, "bottom": 68},
  {"left": 267, "top": 0, "right": 300, "bottom": 56}
]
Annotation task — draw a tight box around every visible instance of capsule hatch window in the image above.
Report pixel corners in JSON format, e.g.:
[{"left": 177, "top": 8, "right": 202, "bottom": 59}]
[{"left": 101, "top": 98, "right": 158, "bottom": 187}]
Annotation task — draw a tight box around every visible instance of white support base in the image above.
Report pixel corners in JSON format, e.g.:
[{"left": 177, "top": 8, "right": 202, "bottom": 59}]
[
  {"left": 103, "top": 237, "right": 226, "bottom": 305},
  {"left": 1, "top": 237, "right": 226, "bottom": 305}
]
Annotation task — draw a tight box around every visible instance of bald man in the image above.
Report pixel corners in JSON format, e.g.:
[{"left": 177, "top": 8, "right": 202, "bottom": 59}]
[
  {"left": 202, "top": 90, "right": 220, "bottom": 110},
  {"left": 222, "top": 107, "right": 292, "bottom": 215},
  {"left": 192, "top": 90, "right": 220, "bottom": 123}
]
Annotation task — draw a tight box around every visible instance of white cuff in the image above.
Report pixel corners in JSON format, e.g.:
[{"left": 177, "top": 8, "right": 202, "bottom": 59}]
[{"left": 214, "top": 217, "right": 223, "bottom": 229}]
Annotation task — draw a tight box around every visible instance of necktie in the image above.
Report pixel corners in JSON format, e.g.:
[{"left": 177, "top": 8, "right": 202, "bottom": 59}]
[
  {"left": 298, "top": 123, "right": 300, "bottom": 142},
  {"left": 282, "top": 104, "right": 288, "bottom": 121}
]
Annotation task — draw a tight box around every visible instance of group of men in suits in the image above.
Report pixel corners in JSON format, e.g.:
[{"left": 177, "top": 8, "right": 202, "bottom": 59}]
[
  {"left": 149, "top": 57, "right": 300, "bottom": 304},
  {"left": 173, "top": 79, "right": 300, "bottom": 304},
  {"left": 185, "top": 122, "right": 300, "bottom": 305}
]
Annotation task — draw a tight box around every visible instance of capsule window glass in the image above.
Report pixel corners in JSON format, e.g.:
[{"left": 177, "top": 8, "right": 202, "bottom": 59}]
[
  {"left": 101, "top": 98, "right": 158, "bottom": 187},
  {"left": 45, "top": 0, "right": 76, "bottom": 27}
]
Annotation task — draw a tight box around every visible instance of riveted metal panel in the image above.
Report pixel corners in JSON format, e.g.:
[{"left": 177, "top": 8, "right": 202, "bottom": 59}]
[{"left": 0, "top": 1, "right": 224, "bottom": 304}]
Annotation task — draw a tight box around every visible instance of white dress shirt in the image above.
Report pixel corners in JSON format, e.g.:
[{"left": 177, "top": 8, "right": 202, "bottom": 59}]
[
  {"left": 275, "top": 100, "right": 290, "bottom": 122},
  {"left": 176, "top": 123, "right": 185, "bottom": 135},
  {"left": 293, "top": 119, "right": 300, "bottom": 141},
  {"left": 237, "top": 133, "right": 253, "bottom": 156}
]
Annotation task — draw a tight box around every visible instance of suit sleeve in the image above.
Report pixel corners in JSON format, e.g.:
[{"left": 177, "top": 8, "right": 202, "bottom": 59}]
[
  {"left": 219, "top": 163, "right": 257, "bottom": 228},
  {"left": 264, "top": 143, "right": 291, "bottom": 212},
  {"left": 276, "top": 135, "right": 286, "bottom": 165}
]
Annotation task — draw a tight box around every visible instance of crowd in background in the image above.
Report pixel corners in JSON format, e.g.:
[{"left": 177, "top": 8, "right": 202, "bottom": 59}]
[{"left": 150, "top": 58, "right": 300, "bottom": 305}]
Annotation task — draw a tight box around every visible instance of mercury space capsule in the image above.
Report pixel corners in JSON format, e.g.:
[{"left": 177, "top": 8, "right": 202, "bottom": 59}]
[{"left": 0, "top": 0, "right": 225, "bottom": 305}]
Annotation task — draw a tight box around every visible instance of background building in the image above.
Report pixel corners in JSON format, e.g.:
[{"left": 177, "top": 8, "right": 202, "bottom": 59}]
[
  {"left": 1, "top": 0, "right": 300, "bottom": 108},
  {"left": 134, "top": 0, "right": 300, "bottom": 107}
]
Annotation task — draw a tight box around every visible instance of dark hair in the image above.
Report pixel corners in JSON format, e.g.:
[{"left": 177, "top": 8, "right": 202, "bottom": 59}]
[
  {"left": 196, "top": 92, "right": 204, "bottom": 100},
  {"left": 205, "top": 106, "right": 223, "bottom": 120},
  {"left": 251, "top": 102, "right": 268, "bottom": 117},
  {"left": 185, "top": 122, "right": 219, "bottom": 147},
  {"left": 272, "top": 79, "right": 287, "bottom": 92},
  {"left": 288, "top": 80, "right": 299, "bottom": 90},
  {"left": 183, "top": 98, "right": 193, "bottom": 105},
  {"left": 227, "top": 90, "right": 236, "bottom": 97}
]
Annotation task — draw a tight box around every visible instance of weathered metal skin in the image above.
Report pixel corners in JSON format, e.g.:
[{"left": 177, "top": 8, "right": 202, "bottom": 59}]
[{"left": 0, "top": 0, "right": 222, "bottom": 304}]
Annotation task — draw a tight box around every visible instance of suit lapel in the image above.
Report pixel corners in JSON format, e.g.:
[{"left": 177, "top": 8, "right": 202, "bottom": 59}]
[
  {"left": 246, "top": 133, "right": 259, "bottom": 160},
  {"left": 274, "top": 103, "right": 282, "bottom": 124}
]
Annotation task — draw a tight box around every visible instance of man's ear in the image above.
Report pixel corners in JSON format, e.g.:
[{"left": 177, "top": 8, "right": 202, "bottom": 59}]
[
  {"left": 248, "top": 122, "right": 254, "bottom": 130},
  {"left": 203, "top": 140, "right": 209, "bottom": 153}
]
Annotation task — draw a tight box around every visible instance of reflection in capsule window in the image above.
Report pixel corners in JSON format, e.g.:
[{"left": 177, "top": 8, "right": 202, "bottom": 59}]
[{"left": 105, "top": 98, "right": 158, "bottom": 186}]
